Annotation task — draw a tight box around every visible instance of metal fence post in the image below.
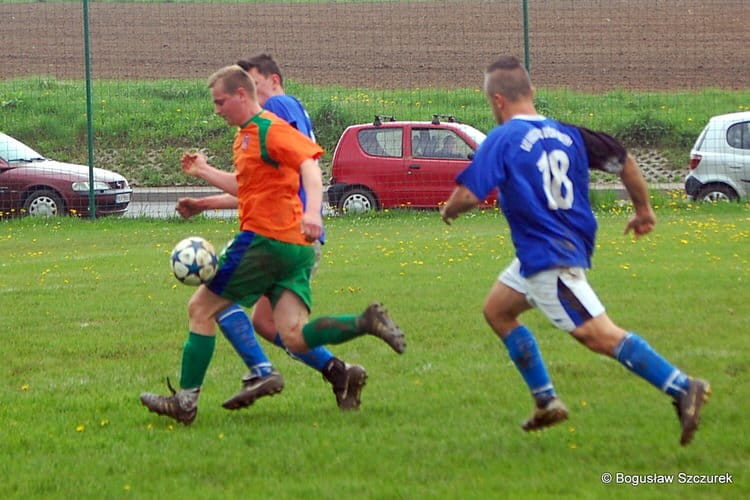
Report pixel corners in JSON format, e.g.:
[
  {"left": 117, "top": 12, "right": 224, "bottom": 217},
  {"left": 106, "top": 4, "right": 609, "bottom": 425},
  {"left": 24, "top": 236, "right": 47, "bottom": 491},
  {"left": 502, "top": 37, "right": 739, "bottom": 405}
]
[{"left": 83, "top": 0, "right": 96, "bottom": 219}]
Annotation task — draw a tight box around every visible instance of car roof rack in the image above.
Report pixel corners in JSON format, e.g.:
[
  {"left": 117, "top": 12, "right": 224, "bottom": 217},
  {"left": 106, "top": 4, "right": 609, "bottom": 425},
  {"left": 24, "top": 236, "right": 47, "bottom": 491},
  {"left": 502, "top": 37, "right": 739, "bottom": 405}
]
[
  {"left": 432, "top": 113, "right": 460, "bottom": 125},
  {"left": 431, "top": 114, "right": 458, "bottom": 124},
  {"left": 373, "top": 115, "right": 396, "bottom": 127}
]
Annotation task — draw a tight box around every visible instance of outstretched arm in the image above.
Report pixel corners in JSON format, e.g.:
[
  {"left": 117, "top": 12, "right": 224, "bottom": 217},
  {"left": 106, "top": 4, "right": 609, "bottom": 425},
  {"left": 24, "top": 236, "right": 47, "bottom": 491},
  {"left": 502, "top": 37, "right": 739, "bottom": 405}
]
[
  {"left": 440, "top": 185, "right": 481, "bottom": 225},
  {"left": 620, "top": 153, "right": 656, "bottom": 237},
  {"left": 181, "top": 152, "right": 238, "bottom": 196},
  {"left": 175, "top": 193, "right": 239, "bottom": 219}
]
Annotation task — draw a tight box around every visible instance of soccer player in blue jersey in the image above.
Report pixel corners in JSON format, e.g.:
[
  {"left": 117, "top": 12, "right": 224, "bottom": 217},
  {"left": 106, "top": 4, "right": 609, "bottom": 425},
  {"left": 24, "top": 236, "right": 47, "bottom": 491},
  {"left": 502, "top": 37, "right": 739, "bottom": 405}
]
[
  {"left": 440, "top": 55, "right": 710, "bottom": 446},
  {"left": 175, "top": 54, "right": 367, "bottom": 411}
]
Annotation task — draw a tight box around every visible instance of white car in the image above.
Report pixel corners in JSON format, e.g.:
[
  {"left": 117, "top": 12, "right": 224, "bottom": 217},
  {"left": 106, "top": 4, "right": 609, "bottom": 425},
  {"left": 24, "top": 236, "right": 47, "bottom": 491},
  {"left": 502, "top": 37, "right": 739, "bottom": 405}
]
[{"left": 685, "top": 111, "right": 750, "bottom": 201}]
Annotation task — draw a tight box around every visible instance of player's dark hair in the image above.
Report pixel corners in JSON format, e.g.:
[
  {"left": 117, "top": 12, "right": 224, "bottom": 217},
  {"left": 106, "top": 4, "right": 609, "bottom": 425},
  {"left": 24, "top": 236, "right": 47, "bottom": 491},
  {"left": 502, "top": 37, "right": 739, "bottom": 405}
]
[
  {"left": 237, "top": 53, "right": 284, "bottom": 87},
  {"left": 484, "top": 56, "right": 532, "bottom": 101}
]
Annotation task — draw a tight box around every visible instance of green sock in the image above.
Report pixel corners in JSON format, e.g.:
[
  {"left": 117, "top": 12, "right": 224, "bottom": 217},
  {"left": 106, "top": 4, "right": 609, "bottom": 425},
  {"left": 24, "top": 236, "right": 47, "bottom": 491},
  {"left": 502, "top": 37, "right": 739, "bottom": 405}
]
[
  {"left": 302, "top": 314, "right": 360, "bottom": 348},
  {"left": 179, "top": 332, "right": 216, "bottom": 389}
]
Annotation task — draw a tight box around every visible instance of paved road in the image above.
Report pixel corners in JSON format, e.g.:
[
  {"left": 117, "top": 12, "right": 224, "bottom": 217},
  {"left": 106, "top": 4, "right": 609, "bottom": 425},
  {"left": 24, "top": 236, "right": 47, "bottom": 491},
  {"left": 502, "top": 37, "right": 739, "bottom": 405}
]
[
  {"left": 126, "top": 186, "right": 336, "bottom": 218},
  {"left": 126, "top": 183, "right": 682, "bottom": 218},
  {"left": 125, "top": 186, "right": 232, "bottom": 218}
]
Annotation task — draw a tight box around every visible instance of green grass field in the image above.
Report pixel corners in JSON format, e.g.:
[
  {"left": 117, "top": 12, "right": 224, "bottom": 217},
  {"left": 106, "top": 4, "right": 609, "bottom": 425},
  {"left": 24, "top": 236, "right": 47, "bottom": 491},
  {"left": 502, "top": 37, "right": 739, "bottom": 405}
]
[{"left": 1, "top": 205, "right": 748, "bottom": 498}]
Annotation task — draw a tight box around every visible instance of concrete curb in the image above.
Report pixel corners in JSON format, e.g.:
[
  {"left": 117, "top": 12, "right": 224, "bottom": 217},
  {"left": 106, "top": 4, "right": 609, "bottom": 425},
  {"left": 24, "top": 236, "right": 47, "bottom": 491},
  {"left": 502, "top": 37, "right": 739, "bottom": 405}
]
[
  {"left": 132, "top": 183, "right": 684, "bottom": 203},
  {"left": 131, "top": 186, "right": 223, "bottom": 203}
]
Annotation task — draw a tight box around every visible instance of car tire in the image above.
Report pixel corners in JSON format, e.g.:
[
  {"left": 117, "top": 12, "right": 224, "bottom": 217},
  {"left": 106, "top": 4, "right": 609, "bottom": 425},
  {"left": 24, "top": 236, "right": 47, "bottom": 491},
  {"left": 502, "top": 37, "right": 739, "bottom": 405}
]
[
  {"left": 23, "top": 189, "right": 66, "bottom": 216},
  {"left": 696, "top": 183, "right": 738, "bottom": 202},
  {"left": 338, "top": 188, "right": 377, "bottom": 214}
]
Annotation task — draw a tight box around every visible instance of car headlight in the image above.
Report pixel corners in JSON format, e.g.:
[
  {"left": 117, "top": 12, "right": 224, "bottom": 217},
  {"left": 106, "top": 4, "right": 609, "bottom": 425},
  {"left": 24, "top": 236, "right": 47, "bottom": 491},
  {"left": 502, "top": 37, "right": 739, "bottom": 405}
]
[{"left": 72, "top": 181, "right": 111, "bottom": 192}]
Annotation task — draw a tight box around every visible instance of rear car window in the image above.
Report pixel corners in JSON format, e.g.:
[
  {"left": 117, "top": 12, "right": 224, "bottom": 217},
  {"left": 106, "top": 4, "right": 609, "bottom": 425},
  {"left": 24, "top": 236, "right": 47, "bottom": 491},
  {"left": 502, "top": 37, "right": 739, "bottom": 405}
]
[
  {"left": 358, "top": 129, "right": 402, "bottom": 157},
  {"left": 727, "top": 122, "right": 750, "bottom": 150}
]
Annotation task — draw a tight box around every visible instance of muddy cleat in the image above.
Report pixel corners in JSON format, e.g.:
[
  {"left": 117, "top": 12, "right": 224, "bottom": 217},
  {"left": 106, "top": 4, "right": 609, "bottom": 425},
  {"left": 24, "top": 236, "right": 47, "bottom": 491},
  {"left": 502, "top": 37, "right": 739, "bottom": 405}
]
[
  {"left": 323, "top": 358, "right": 368, "bottom": 410},
  {"left": 358, "top": 302, "right": 406, "bottom": 354},
  {"left": 522, "top": 397, "right": 568, "bottom": 432},
  {"left": 222, "top": 370, "right": 284, "bottom": 410},
  {"left": 140, "top": 378, "right": 198, "bottom": 426},
  {"left": 674, "top": 377, "right": 711, "bottom": 446}
]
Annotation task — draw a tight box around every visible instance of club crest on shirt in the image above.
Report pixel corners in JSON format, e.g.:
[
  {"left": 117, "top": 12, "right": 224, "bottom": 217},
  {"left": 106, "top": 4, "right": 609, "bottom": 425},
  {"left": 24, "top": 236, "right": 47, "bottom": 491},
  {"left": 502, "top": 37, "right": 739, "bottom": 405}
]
[{"left": 241, "top": 134, "right": 250, "bottom": 151}]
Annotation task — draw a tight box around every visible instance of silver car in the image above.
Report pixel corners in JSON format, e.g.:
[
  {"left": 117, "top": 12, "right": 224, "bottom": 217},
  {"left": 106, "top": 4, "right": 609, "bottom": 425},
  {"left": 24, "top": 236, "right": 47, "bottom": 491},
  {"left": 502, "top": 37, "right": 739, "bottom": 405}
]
[{"left": 685, "top": 111, "right": 750, "bottom": 201}]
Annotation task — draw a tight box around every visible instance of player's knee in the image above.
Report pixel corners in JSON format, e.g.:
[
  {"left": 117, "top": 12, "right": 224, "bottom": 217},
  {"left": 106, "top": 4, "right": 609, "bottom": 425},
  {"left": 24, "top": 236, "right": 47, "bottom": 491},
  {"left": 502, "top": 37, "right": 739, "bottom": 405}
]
[
  {"left": 280, "top": 332, "right": 308, "bottom": 352},
  {"left": 483, "top": 306, "right": 514, "bottom": 336},
  {"left": 187, "top": 295, "right": 208, "bottom": 321},
  {"left": 251, "top": 316, "right": 277, "bottom": 341},
  {"left": 570, "top": 321, "right": 625, "bottom": 357}
]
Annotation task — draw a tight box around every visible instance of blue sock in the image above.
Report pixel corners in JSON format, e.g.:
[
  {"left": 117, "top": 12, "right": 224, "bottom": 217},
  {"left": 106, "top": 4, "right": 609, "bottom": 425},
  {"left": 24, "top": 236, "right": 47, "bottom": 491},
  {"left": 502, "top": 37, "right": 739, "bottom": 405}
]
[
  {"left": 615, "top": 333, "right": 690, "bottom": 398},
  {"left": 503, "top": 325, "right": 556, "bottom": 405},
  {"left": 273, "top": 333, "right": 333, "bottom": 372},
  {"left": 217, "top": 304, "right": 273, "bottom": 378}
]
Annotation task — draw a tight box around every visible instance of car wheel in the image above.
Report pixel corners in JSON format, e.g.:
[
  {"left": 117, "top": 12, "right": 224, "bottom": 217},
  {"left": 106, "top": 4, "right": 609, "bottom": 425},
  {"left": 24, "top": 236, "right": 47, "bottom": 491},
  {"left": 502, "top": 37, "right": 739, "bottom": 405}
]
[
  {"left": 696, "top": 184, "right": 738, "bottom": 202},
  {"left": 338, "top": 188, "right": 377, "bottom": 214},
  {"left": 23, "top": 189, "right": 66, "bottom": 216}
]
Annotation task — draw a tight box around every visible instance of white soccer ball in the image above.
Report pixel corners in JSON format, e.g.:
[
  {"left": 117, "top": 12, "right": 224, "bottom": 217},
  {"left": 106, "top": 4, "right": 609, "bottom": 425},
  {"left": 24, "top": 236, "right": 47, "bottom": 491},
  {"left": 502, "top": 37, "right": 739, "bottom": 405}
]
[{"left": 170, "top": 236, "right": 218, "bottom": 286}]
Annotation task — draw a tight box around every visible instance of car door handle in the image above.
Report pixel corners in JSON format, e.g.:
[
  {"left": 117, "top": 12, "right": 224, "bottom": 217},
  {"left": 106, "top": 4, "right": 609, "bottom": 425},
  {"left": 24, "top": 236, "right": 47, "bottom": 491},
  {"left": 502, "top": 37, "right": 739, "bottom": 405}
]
[{"left": 408, "top": 164, "right": 422, "bottom": 169}]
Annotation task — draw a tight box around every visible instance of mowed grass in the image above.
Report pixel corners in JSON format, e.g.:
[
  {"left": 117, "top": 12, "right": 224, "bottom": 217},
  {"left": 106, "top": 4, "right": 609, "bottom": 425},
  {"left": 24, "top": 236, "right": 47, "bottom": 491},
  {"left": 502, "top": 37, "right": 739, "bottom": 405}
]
[{"left": 1, "top": 205, "right": 748, "bottom": 499}]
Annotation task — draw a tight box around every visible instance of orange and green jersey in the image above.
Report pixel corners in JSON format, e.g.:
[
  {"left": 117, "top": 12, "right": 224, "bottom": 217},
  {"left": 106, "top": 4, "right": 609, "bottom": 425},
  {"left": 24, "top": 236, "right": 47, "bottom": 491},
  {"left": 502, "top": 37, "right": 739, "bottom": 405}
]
[{"left": 233, "top": 110, "right": 324, "bottom": 244}]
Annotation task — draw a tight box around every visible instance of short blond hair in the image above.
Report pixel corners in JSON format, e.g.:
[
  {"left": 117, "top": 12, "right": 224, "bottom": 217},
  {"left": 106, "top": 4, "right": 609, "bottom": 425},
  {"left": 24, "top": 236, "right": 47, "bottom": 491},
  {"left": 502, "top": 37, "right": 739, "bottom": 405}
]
[{"left": 208, "top": 65, "right": 257, "bottom": 99}]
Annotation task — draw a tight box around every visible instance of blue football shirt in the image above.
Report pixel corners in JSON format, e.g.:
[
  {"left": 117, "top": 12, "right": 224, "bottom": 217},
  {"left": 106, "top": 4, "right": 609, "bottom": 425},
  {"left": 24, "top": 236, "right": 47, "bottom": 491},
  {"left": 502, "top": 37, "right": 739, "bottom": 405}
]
[
  {"left": 264, "top": 95, "right": 315, "bottom": 141},
  {"left": 456, "top": 115, "right": 626, "bottom": 277}
]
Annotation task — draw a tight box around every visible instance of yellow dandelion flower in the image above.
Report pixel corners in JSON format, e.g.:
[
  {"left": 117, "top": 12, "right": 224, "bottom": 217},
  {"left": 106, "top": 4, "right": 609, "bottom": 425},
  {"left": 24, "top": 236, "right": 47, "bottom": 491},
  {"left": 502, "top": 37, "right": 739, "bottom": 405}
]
[{"left": 76, "top": 424, "right": 85, "bottom": 432}]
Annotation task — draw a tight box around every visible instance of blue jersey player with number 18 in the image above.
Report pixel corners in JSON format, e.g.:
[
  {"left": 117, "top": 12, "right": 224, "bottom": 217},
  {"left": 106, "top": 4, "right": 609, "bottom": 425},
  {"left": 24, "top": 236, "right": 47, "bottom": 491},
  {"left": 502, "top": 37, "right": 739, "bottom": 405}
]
[{"left": 440, "top": 56, "right": 710, "bottom": 446}]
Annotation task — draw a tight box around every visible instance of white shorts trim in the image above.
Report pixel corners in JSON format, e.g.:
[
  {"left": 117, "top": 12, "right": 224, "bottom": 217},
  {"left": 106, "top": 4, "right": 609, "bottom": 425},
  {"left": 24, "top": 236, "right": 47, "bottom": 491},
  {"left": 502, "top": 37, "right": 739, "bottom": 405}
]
[{"left": 499, "top": 258, "right": 605, "bottom": 332}]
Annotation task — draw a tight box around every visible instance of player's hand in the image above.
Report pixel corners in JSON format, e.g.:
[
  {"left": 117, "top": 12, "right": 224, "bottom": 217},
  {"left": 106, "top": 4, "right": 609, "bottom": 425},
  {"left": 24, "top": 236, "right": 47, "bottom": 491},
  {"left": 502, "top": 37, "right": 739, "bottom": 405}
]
[
  {"left": 624, "top": 210, "right": 656, "bottom": 238},
  {"left": 181, "top": 152, "right": 208, "bottom": 177},
  {"left": 440, "top": 205, "right": 457, "bottom": 225},
  {"left": 175, "top": 197, "right": 204, "bottom": 219},
  {"left": 301, "top": 212, "right": 323, "bottom": 242}
]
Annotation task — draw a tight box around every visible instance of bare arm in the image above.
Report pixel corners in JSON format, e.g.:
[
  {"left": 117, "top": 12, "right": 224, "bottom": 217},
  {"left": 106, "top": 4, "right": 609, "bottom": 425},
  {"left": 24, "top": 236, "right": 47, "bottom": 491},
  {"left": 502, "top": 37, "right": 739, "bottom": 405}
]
[
  {"left": 440, "top": 185, "right": 481, "bottom": 225},
  {"left": 175, "top": 193, "right": 239, "bottom": 219},
  {"left": 620, "top": 153, "right": 656, "bottom": 237},
  {"left": 181, "top": 153, "right": 238, "bottom": 196},
  {"left": 299, "top": 159, "right": 323, "bottom": 242}
]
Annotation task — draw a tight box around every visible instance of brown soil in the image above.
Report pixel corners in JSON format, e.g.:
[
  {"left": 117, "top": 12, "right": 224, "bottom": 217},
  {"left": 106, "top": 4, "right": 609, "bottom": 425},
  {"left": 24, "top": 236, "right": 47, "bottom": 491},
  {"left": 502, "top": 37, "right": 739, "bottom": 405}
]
[{"left": 2, "top": 1, "right": 747, "bottom": 91}]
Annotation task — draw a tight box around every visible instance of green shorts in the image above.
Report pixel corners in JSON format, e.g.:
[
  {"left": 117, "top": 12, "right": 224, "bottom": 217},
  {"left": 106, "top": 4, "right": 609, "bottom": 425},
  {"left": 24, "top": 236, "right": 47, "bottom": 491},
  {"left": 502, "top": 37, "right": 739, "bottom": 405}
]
[{"left": 207, "top": 232, "right": 315, "bottom": 310}]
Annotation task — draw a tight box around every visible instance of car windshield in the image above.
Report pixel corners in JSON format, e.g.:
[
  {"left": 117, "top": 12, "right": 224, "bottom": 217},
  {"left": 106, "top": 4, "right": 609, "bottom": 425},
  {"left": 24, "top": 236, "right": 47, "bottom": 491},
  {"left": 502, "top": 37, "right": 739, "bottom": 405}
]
[
  {"left": 0, "top": 133, "right": 46, "bottom": 162},
  {"left": 456, "top": 124, "right": 487, "bottom": 146}
]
